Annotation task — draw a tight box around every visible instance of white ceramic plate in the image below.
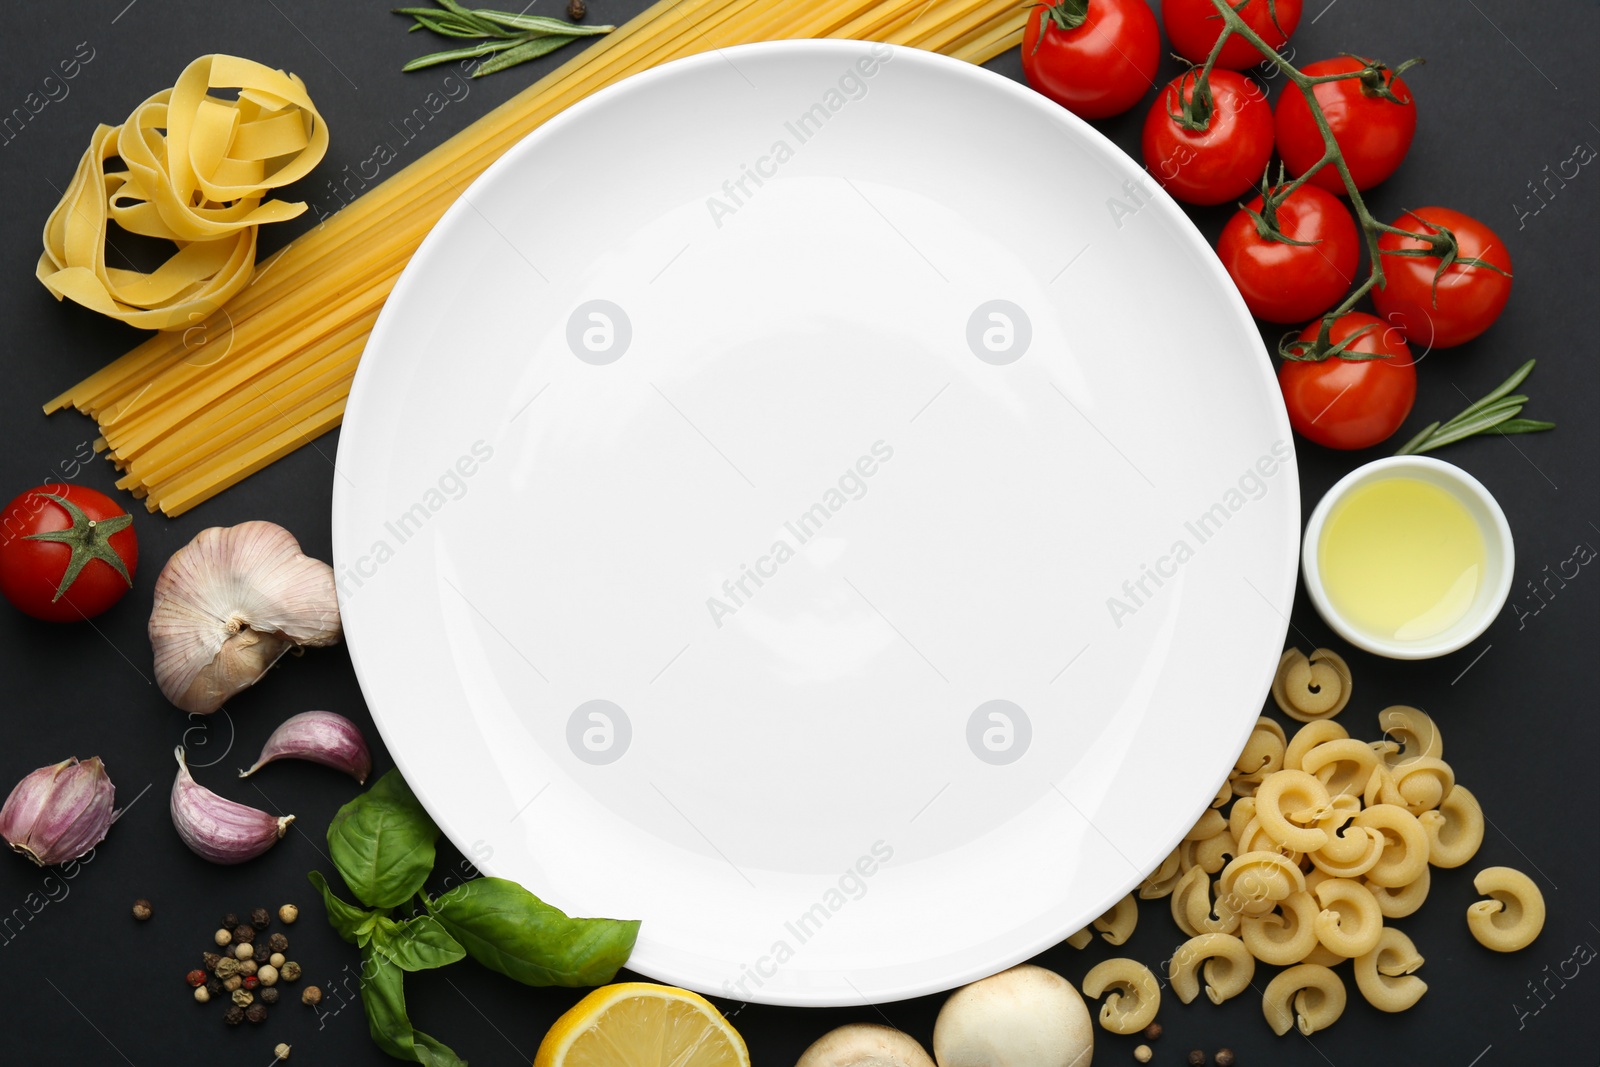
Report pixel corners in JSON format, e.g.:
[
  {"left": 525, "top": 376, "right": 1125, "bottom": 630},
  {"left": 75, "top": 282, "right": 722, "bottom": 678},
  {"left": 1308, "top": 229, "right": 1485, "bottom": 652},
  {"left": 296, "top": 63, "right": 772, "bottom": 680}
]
[{"left": 334, "top": 40, "right": 1298, "bottom": 1006}]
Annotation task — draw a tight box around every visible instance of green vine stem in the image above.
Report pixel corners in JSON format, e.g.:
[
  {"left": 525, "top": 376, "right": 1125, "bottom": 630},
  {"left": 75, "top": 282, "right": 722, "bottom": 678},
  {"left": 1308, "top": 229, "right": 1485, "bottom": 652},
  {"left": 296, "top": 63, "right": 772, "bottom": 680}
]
[{"left": 1193, "top": 0, "right": 1491, "bottom": 362}]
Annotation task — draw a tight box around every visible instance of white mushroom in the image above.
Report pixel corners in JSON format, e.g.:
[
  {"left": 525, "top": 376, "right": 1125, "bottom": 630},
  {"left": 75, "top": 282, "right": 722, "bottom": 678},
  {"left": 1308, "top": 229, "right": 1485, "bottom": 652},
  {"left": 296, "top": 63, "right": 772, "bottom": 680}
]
[
  {"left": 796, "top": 1024, "right": 936, "bottom": 1067},
  {"left": 149, "top": 521, "right": 341, "bottom": 713},
  {"left": 933, "top": 964, "right": 1093, "bottom": 1067}
]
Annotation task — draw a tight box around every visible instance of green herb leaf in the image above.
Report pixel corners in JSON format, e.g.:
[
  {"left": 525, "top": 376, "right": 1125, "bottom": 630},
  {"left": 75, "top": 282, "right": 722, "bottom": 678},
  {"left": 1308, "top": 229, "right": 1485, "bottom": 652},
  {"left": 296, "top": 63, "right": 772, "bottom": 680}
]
[
  {"left": 425, "top": 876, "right": 639, "bottom": 986},
  {"left": 470, "top": 10, "right": 614, "bottom": 35},
  {"left": 471, "top": 34, "right": 580, "bottom": 77},
  {"left": 1394, "top": 359, "right": 1554, "bottom": 456},
  {"left": 308, "top": 870, "right": 380, "bottom": 946},
  {"left": 371, "top": 914, "right": 467, "bottom": 972},
  {"left": 401, "top": 40, "right": 518, "bottom": 72},
  {"left": 360, "top": 945, "right": 469, "bottom": 1067},
  {"left": 328, "top": 770, "right": 439, "bottom": 910},
  {"left": 1488, "top": 418, "right": 1556, "bottom": 435}
]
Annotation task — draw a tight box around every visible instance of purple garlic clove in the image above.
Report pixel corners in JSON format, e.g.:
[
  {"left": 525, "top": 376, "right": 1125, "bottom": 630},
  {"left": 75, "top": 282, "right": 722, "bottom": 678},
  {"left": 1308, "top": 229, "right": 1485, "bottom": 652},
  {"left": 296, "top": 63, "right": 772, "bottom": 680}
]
[
  {"left": 171, "top": 747, "right": 293, "bottom": 864},
  {"left": 238, "top": 711, "right": 371, "bottom": 784},
  {"left": 0, "top": 757, "right": 116, "bottom": 866}
]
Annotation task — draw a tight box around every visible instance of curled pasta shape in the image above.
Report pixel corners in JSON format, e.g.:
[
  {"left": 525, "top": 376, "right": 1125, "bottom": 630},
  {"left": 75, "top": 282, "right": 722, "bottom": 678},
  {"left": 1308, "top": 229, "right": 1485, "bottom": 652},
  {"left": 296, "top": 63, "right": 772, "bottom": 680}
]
[
  {"left": 1220, "top": 851, "right": 1305, "bottom": 918},
  {"left": 1234, "top": 817, "right": 1292, "bottom": 859},
  {"left": 36, "top": 55, "right": 328, "bottom": 329},
  {"left": 1262, "top": 964, "right": 1347, "bottom": 1037},
  {"left": 1232, "top": 717, "right": 1287, "bottom": 796},
  {"left": 1193, "top": 829, "right": 1237, "bottom": 875},
  {"left": 1314, "top": 878, "right": 1384, "bottom": 958},
  {"left": 1367, "top": 864, "right": 1430, "bottom": 919},
  {"left": 1168, "top": 932, "right": 1256, "bottom": 1005},
  {"left": 1364, "top": 762, "right": 1405, "bottom": 808},
  {"left": 1212, "top": 775, "right": 1234, "bottom": 809},
  {"left": 1082, "top": 958, "right": 1161, "bottom": 1034},
  {"left": 1353, "top": 803, "right": 1430, "bottom": 888},
  {"left": 1302, "top": 942, "right": 1347, "bottom": 968},
  {"left": 1241, "top": 891, "right": 1320, "bottom": 966},
  {"left": 1255, "top": 771, "right": 1331, "bottom": 853},
  {"left": 1272, "top": 648, "right": 1353, "bottom": 723},
  {"left": 1420, "top": 784, "right": 1485, "bottom": 869},
  {"left": 1171, "top": 866, "right": 1240, "bottom": 937},
  {"left": 1355, "top": 927, "right": 1427, "bottom": 1012},
  {"left": 1377, "top": 705, "right": 1442, "bottom": 766},
  {"left": 1228, "top": 796, "right": 1258, "bottom": 842},
  {"left": 1139, "top": 847, "right": 1183, "bottom": 900},
  {"left": 1467, "top": 867, "right": 1546, "bottom": 952},
  {"left": 1285, "top": 720, "right": 1349, "bottom": 772},
  {"left": 1093, "top": 894, "right": 1138, "bottom": 946},
  {"left": 1307, "top": 824, "right": 1384, "bottom": 879},
  {"left": 1302, "top": 738, "right": 1383, "bottom": 798},
  {"left": 1301, "top": 866, "right": 1333, "bottom": 896},
  {"left": 1065, "top": 927, "right": 1094, "bottom": 950},
  {"left": 1392, "top": 757, "right": 1455, "bottom": 815},
  {"left": 1185, "top": 808, "right": 1228, "bottom": 842}
]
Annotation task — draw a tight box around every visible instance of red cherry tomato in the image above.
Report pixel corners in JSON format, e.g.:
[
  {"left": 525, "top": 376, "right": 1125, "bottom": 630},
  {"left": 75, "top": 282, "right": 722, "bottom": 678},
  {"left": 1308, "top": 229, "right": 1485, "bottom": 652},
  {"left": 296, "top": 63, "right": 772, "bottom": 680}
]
[
  {"left": 1142, "top": 69, "right": 1273, "bottom": 206},
  {"left": 1163, "top": 0, "right": 1304, "bottom": 70},
  {"left": 1275, "top": 56, "right": 1417, "bottom": 194},
  {"left": 1021, "top": 0, "right": 1160, "bottom": 120},
  {"left": 1217, "top": 184, "right": 1360, "bottom": 324},
  {"left": 0, "top": 485, "right": 138, "bottom": 622},
  {"left": 1371, "top": 207, "right": 1513, "bottom": 349},
  {"left": 1279, "top": 312, "right": 1417, "bottom": 450}
]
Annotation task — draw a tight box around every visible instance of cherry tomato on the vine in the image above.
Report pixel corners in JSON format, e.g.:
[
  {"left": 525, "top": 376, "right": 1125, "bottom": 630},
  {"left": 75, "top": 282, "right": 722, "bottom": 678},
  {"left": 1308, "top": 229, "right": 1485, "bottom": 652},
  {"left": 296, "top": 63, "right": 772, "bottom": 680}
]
[
  {"left": 1163, "top": 0, "right": 1304, "bottom": 70},
  {"left": 1142, "top": 69, "right": 1273, "bottom": 206},
  {"left": 1279, "top": 312, "right": 1417, "bottom": 450},
  {"left": 1371, "top": 207, "right": 1513, "bottom": 349},
  {"left": 0, "top": 485, "right": 138, "bottom": 622},
  {"left": 1275, "top": 56, "right": 1418, "bottom": 194},
  {"left": 1217, "top": 184, "right": 1360, "bottom": 324},
  {"left": 1021, "top": 0, "right": 1160, "bottom": 120}
]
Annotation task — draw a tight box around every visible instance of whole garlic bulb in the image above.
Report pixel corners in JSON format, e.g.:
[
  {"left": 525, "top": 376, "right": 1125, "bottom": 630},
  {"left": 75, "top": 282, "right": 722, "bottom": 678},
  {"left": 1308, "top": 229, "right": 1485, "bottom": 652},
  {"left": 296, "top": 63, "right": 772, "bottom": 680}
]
[{"left": 150, "top": 522, "right": 341, "bottom": 714}]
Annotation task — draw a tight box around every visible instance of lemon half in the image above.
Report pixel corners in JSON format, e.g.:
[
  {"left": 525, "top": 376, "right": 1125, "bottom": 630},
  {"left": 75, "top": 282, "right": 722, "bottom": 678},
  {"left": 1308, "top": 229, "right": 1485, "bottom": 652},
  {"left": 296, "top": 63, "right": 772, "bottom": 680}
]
[{"left": 533, "top": 983, "right": 751, "bottom": 1067}]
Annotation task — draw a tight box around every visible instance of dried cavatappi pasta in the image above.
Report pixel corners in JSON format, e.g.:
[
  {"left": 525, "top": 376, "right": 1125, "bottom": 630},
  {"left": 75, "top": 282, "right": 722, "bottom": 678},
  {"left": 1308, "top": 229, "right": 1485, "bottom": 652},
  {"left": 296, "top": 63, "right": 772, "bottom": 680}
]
[
  {"left": 1355, "top": 928, "right": 1427, "bottom": 1012},
  {"left": 1093, "top": 894, "right": 1138, "bottom": 946},
  {"left": 1262, "top": 964, "right": 1347, "bottom": 1036},
  {"left": 1168, "top": 932, "right": 1255, "bottom": 1005},
  {"left": 1082, "top": 958, "right": 1160, "bottom": 1034},
  {"left": 1272, "top": 648, "right": 1352, "bottom": 722},
  {"left": 1420, "top": 784, "right": 1485, "bottom": 868}
]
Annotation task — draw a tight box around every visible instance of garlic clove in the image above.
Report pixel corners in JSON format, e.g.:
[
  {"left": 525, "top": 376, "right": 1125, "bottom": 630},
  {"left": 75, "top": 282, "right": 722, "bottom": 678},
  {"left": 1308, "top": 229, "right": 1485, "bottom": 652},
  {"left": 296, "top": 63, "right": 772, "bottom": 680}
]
[
  {"left": 150, "top": 521, "right": 341, "bottom": 714},
  {"left": 171, "top": 747, "right": 293, "bottom": 864},
  {"left": 239, "top": 711, "right": 372, "bottom": 783},
  {"left": 1, "top": 757, "right": 116, "bottom": 866}
]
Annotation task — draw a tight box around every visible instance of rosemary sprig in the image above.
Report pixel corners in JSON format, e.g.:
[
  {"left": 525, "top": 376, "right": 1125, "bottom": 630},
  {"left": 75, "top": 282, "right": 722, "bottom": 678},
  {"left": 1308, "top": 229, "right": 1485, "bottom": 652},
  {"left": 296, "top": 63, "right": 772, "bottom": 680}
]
[
  {"left": 1394, "top": 360, "right": 1555, "bottom": 455},
  {"left": 394, "top": 0, "right": 613, "bottom": 76}
]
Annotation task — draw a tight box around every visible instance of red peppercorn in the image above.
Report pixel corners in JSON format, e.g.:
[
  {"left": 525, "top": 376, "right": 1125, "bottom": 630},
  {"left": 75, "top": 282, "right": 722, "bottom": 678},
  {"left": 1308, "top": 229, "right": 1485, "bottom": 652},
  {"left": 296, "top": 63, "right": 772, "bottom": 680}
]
[
  {"left": 186, "top": 969, "right": 208, "bottom": 988},
  {"left": 243, "top": 975, "right": 260, "bottom": 990}
]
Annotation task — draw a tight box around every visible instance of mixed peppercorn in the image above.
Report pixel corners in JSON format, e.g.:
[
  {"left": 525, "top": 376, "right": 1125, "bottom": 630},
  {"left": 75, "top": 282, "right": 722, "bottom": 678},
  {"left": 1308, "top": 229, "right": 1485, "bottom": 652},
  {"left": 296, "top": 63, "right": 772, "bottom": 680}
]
[{"left": 154, "top": 901, "right": 313, "bottom": 1028}]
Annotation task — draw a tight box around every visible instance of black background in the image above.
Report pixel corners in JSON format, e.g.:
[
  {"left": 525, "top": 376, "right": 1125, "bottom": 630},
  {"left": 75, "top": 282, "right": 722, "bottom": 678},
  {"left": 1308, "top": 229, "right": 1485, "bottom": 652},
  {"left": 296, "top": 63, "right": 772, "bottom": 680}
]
[{"left": 1, "top": 2, "right": 1596, "bottom": 1065}]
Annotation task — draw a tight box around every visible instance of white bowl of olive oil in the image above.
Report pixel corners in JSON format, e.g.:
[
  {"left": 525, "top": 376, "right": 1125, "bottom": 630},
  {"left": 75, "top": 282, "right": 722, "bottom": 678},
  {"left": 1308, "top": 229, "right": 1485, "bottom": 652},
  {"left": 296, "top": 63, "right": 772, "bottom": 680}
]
[{"left": 1303, "top": 456, "right": 1514, "bottom": 659}]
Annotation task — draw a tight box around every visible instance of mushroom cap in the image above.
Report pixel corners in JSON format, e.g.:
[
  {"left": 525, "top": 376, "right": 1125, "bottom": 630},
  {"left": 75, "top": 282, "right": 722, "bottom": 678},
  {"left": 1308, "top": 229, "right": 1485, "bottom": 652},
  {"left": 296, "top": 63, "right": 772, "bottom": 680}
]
[
  {"left": 796, "top": 1024, "right": 936, "bottom": 1067},
  {"left": 933, "top": 964, "right": 1093, "bottom": 1067}
]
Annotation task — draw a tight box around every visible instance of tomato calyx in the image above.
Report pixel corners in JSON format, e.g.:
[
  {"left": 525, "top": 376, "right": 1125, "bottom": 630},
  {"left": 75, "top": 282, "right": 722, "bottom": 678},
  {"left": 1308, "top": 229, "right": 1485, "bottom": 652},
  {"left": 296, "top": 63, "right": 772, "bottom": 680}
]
[
  {"left": 1029, "top": 0, "right": 1092, "bottom": 53},
  {"left": 1380, "top": 209, "right": 1513, "bottom": 308},
  {"left": 1279, "top": 321, "right": 1388, "bottom": 363},
  {"left": 1166, "top": 64, "right": 1218, "bottom": 131},
  {"left": 1320, "top": 53, "right": 1423, "bottom": 104},
  {"left": 21, "top": 492, "right": 134, "bottom": 603},
  {"left": 1243, "top": 167, "right": 1319, "bottom": 246}
]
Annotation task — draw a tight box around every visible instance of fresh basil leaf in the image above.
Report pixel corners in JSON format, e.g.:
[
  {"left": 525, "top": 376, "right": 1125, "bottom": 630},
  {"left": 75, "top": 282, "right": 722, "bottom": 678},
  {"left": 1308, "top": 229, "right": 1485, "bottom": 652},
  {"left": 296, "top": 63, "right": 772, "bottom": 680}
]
[
  {"left": 426, "top": 876, "right": 639, "bottom": 986},
  {"left": 328, "top": 770, "right": 439, "bottom": 909},
  {"left": 372, "top": 914, "right": 467, "bottom": 972},
  {"left": 360, "top": 945, "right": 470, "bottom": 1067},
  {"left": 308, "top": 870, "right": 379, "bottom": 946}
]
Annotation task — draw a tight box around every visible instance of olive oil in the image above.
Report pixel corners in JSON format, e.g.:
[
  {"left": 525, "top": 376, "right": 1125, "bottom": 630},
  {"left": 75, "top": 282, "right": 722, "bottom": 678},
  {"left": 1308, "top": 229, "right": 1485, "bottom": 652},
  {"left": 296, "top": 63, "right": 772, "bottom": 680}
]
[{"left": 1318, "top": 476, "right": 1488, "bottom": 643}]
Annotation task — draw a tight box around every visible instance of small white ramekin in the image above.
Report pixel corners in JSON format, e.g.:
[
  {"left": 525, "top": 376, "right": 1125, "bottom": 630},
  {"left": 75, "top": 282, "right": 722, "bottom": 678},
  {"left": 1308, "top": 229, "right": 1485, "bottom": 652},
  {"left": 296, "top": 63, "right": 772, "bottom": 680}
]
[{"left": 1302, "top": 455, "right": 1514, "bottom": 660}]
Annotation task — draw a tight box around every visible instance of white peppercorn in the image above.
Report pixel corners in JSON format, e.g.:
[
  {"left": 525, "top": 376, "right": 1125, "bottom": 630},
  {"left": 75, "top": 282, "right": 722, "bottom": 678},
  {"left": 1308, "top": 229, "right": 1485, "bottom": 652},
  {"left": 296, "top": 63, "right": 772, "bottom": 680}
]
[
  {"left": 258, "top": 964, "right": 279, "bottom": 986},
  {"left": 269, "top": 952, "right": 285, "bottom": 968},
  {"left": 213, "top": 928, "right": 232, "bottom": 947},
  {"left": 278, "top": 904, "right": 299, "bottom": 924},
  {"left": 193, "top": 986, "right": 211, "bottom": 1004}
]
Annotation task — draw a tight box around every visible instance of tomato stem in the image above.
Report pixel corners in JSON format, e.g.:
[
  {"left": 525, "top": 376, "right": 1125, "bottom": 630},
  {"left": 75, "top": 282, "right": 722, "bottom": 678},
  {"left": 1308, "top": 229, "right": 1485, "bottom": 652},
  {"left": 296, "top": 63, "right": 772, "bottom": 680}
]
[{"left": 20, "top": 493, "right": 134, "bottom": 603}]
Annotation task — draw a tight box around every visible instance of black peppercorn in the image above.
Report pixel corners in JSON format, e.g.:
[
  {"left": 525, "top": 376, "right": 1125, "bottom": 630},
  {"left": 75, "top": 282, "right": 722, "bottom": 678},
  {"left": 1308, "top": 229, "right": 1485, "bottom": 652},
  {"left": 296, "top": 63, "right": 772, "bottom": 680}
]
[
  {"left": 223, "top": 1005, "right": 245, "bottom": 1026},
  {"left": 567, "top": 0, "right": 586, "bottom": 19},
  {"left": 1143, "top": 1022, "right": 1162, "bottom": 1041},
  {"left": 132, "top": 899, "right": 153, "bottom": 921},
  {"left": 1187, "top": 1052, "right": 1206, "bottom": 1067},
  {"left": 223, "top": 913, "right": 239, "bottom": 929},
  {"left": 1215, "top": 1052, "right": 1235, "bottom": 1067},
  {"left": 267, "top": 932, "right": 289, "bottom": 954},
  {"left": 260, "top": 986, "right": 280, "bottom": 1005},
  {"left": 206, "top": 977, "right": 224, "bottom": 997},
  {"left": 202, "top": 951, "right": 222, "bottom": 972},
  {"left": 232, "top": 924, "right": 256, "bottom": 944},
  {"left": 251, "top": 907, "right": 271, "bottom": 930},
  {"left": 246, "top": 1003, "right": 268, "bottom": 1024}
]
